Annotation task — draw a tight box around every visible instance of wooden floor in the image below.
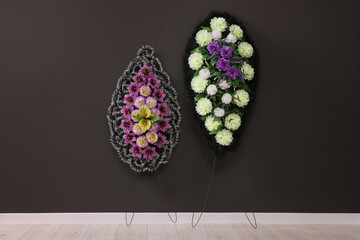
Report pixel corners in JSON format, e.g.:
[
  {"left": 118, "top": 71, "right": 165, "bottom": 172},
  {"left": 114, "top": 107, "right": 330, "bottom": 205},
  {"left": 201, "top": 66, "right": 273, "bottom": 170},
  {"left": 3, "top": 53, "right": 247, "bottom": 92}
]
[{"left": 0, "top": 224, "right": 359, "bottom": 240}]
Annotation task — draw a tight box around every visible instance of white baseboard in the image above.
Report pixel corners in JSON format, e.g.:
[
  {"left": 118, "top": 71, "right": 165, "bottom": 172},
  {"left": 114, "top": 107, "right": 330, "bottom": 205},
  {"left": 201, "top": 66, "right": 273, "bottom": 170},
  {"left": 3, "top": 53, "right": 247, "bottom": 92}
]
[{"left": 0, "top": 213, "right": 359, "bottom": 224}]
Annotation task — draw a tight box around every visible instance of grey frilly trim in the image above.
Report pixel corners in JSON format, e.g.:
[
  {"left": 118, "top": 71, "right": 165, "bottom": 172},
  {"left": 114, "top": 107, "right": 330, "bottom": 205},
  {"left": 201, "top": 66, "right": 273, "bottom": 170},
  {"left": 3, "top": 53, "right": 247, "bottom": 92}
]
[{"left": 107, "top": 45, "right": 181, "bottom": 172}]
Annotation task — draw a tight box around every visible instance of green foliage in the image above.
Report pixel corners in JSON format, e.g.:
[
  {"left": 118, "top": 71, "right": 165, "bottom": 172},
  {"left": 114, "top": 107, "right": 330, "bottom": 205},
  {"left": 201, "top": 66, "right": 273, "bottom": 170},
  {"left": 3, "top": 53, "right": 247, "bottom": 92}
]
[
  {"left": 150, "top": 116, "right": 163, "bottom": 123},
  {"left": 133, "top": 116, "right": 144, "bottom": 121},
  {"left": 194, "top": 94, "right": 204, "bottom": 102},
  {"left": 200, "top": 26, "right": 212, "bottom": 32}
]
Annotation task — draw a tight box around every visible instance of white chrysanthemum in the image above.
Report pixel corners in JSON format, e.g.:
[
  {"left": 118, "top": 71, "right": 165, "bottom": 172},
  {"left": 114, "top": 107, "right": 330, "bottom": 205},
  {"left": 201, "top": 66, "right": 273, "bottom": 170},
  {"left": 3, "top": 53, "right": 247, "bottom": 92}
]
[
  {"left": 206, "top": 84, "right": 217, "bottom": 96},
  {"left": 214, "top": 108, "right": 225, "bottom": 117},
  {"left": 191, "top": 76, "right": 207, "bottom": 93},
  {"left": 233, "top": 89, "right": 250, "bottom": 107},
  {"left": 225, "top": 113, "right": 241, "bottom": 131},
  {"left": 210, "top": 17, "right": 227, "bottom": 32},
  {"left": 219, "top": 80, "right": 230, "bottom": 90},
  {"left": 241, "top": 62, "right": 254, "bottom": 80},
  {"left": 221, "top": 93, "right": 232, "bottom": 104},
  {"left": 195, "top": 29, "right": 212, "bottom": 47},
  {"left": 188, "top": 52, "right": 204, "bottom": 70},
  {"left": 196, "top": 98, "right": 212, "bottom": 116},
  {"left": 205, "top": 115, "right": 222, "bottom": 132},
  {"left": 199, "top": 68, "right": 210, "bottom": 79},
  {"left": 211, "top": 30, "right": 222, "bottom": 40},
  {"left": 238, "top": 42, "right": 253, "bottom": 58},
  {"left": 225, "top": 33, "right": 237, "bottom": 44},
  {"left": 229, "top": 24, "right": 243, "bottom": 39},
  {"left": 215, "top": 129, "right": 233, "bottom": 146}
]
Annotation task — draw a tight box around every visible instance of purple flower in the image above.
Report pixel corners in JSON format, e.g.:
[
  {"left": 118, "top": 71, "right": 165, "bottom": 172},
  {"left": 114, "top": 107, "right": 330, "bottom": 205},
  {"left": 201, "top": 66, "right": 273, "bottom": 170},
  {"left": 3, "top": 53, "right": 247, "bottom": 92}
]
[
  {"left": 134, "top": 96, "right": 145, "bottom": 108},
  {"left": 120, "top": 119, "right": 133, "bottom": 133},
  {"left": 152, "top": 88, "right": 166, "bottom": 102},
  {"left": 142, "top": 146, "right": 157, "bottom": 160},
  {"left": 127, "top": 82, "right": 138, "bottom": 95},
  {"left": 226, "top": 66, "right": 239, "bottom": 80},
  {"left": 220, "top": 45, "right": 233, "bottom": 59},
  {"left": 124, "top": 94, "right": 136, "bottom": 105},
  {"left": 133, "top": 73, "right": 146, "bottom": 86},
  {"left": 157, "top": 118, "right": 170, "bottom": 132},
  {"left": 129, "top": 144, "right": 142, "bottom": 158},
  {"left": 139, "top": 65, "right": 152, "bottom": 77},
  {"left": 148, "top": 75, "right": 160, "bottom": 88},
  {"left": 149, "top": 122, "right": 159, "bottom": 132},
  {"left": 121, "top": 105, "right": 134, "bottom": 119},
  {"left": 216, "top": 58, "right": 230, "bottom": 72},
  {"left": 207, "top": 41, "right": 220, "bottom": 54},
  {"left": 154, "top": 132, "right": 167, "bottom": 148},
  {"left": 158, "top": 103, "right": 169, "bottom": 116},
  {"left": 123, "top": 133, "right": 136, "bottom": 143}
]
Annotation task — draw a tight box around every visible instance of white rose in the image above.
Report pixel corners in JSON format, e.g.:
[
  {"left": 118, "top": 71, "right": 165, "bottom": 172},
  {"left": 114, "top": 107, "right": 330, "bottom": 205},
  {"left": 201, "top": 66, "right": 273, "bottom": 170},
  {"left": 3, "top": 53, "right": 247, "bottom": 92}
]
[
  {"left": 205, "top": 115, "right": 222, "bottom": 131},
  {"left": 221, "top": 93, "right": 232, "bottom": 104},
  {"left": 210, "top": 17, "right": 227, "bottom": 32},
  {"left": 199, "top": 68, "right": 211, "bottom": 79},
  {"left": 233, "top": 89, "right": 250, "bottom": 107},
  {"left": 188, "top": 52, "right": 203, "bottom": 70},
  {"left": 196, "top": 98, "right": 213, "bottom": 116},
  {"left": 225, "top": 33, "right": 237, "bottom": 44},
  {"left": 238, "top": 42, "right": 253, "bottom": 58},
  {"left": 211, "top": 30, "right": 222, "bottom": 40},
  {"left": 219, "top": 80, "right": 230, "bottom": 90},
  {"left": 215, "top": 129, "right": 233, "bottom": 146},
  {"left": 191, "top": 76, "right": 207, "bottom": 93},
  {"left": 195, "top": 29, "right": 212, "bottom": 47},
  {"left": 224, "top": 113, "right": 241, "bottom": 131},
  {"left": 241, "top": 63, "right": 254, "bottom": 80},
  {"left": 229, "top": 24, "right": 243, "bottom": 39},
  {"left": 214, "top": 108, "right": 225, "bottom": 117},
  {"left": 206, "top": 84, "right": 217, "bottom": 96}
]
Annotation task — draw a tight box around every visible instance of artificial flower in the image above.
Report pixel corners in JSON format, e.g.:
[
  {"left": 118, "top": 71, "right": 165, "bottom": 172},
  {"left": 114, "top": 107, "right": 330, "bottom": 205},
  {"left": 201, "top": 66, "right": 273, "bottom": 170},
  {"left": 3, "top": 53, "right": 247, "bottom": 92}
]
[
  {"left": 152, "top": 88, "right": 166, "bottom": 102},
  {"left": 120, "top": 119, "right": 133, "bottom": 133},
  {"left": 206, "top": 84, "right": 217, "bottom": 96},
  {"left": 215, "top": 129, "right": 233, "bottom": 146},
  {"left": 207, "top": 41, "right": 220, "bottom": 54},
  {"left": 188, "top": 52, "right": 204, "bottom": 70},
  {"left": 225, "top": 33, "right": 237, "bottom": 44},
  {"left": 157, "top": 118, "right": 170, "bottom": 132},
  {"left": 233, "top": 89, "right": 250, "bottom": 107},
  {"left": 127, "top": 82, "right": 138, "bottom": 95},
  {"left": 196, "top": 98, "right": 212, "bottom": 115},
  {"left": 149, "top": 122, "right": 159, "bottom": 132},
  {"left": 123, "top": 133, "right": 136, "bottom": 144},
  {"left": 146, "top": 132, "right": 158, "bottom": 144},
  {"left": 133, "top": 73, "right": 146, "bottom": 86},
  {"left": 229, "top": 24, "right": 243, "bottom": 39},
  {"left": 238, "top": 42, "right": 253, "bottom": 58},
  {"left": 191, "top": 76, "right": 207, "bottom": 93},
  {"left": 134, "top": 96, "right": 145, "bottom": 108},
  {"left": 143, "top": 146, "right": 157, "bottom": 160},
  {"left": 140, "top": 85, "right": 152, "bottom": 97},
  {"left": 148, "top": 75, "right": 160, "bottom": 88},
  {"left": 241, "top": 62, "right": 254, "bottom": 80},
  {"left": 211, "top": 30, "right": 222, "bottom": 40},
  {"left": 136, "top": 135, "right": 148, "bottom": 148},
  {"left": 226, "top": 66, "right": 239, "bottom": 80},
  {"left": 215, "top": 58, "right": 230, "bottom": 72},
  {"left": 150, "top": 108, "right": 160, "bottom": 117},
  {"left": 199, "top": 68, "right": 211, "bottom": 79},
  {"left": 131, "top": 109, "right": 140, "bottom": 122},
  {"left": 124, "top": 94, "right": 136, "bottom": 105},
  {"left": 210, "top": 17, "right": 227, "bottom": 32},
  {"left": 195, "top": 29, "right": 212, "bottom": 47},
  {"left": 219, "top": 80, "right": 230, "bottom": 90},
  {"left": 214, "top": 108, "right": 225, "bottom": 117},
  {"left": 139, "top": 119, "right": 151, "bottom": 132},
  {"left": 138, "top": 105, "right": 152, "bottom": 118},
  {"left": 146, "top": 96, "right": 157, "bottom": 109},
  {"left": 121, "top": 105, "right": 134, "bottom": 119},
  {"left": 139, "top": 65, "right": 152, "bottom": 77},
  {"left": 132, "top": 123, "right": 144, "bottom": 135},
  {"left": 158, "top": 103, "right": 169, "bottom": 116},
  {"left": 129, "top": 144, "right": 142, "bottom": 158},
  {"left": 224, "top": 113, "right": 241, "bottom": 130},
  {"left": 154, "top": 132, "right": 166, "bottom": 148},
  {"left": 221, "top": 93, "right": 232, "bottom": 104},
  {"left": 220, "top": 45, "right": 233, "bottom": 59},
  {"left": 205, "top": 115, "right": 222, "bottom": 131}
]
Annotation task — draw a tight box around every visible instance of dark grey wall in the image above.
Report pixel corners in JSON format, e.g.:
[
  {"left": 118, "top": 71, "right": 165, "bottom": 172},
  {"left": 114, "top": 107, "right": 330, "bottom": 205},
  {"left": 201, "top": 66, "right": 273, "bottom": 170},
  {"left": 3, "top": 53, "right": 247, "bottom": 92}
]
[{"left": 1, "top": 0, "right": 359, "bottom": 213}]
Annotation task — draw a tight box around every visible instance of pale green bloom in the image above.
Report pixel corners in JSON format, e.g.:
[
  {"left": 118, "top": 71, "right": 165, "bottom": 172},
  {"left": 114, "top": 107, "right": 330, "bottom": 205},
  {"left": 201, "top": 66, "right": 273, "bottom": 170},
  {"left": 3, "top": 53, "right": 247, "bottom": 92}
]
[
  {"left": 215, "top": 129, "right": 233, "bottom": 146},
  {"left": 210, "top": 17, "right": 227, "bottom": 32},
  {"left": 229, "top": 24, "right": 243, "bottom": 39},
  {"left": 241, "top": 62, "right": 254, "bottom": 80},
  {"left": 196, "top": 98, "right": 212, "bottom": 116},
  {"left": 191, "top": 76, "right": 207, "bottom": 93},
  {"left": 224, "top": 113, "right": 241, "bottom": 131},
  {"left": 195, "top": 29, "right": 212, "bottom": 47},
  {"left": 205, "top": 115, "right": 222, "bottom": 132},
  {"left": 188, "top": 52, "right": 204, "bottom": 70},
  {"left": 238, "top": 42, "right": 253, "bottom": 58},
  {"left": 233, "top": 89, "right": 250, "bottom": 107}
]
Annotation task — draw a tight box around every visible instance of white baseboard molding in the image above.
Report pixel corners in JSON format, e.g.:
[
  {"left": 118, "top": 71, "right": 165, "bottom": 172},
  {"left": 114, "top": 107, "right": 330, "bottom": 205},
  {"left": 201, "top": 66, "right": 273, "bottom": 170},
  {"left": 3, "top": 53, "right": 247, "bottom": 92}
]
[{"left": 0, "top": 213, "right": 359, "bottom": 224}]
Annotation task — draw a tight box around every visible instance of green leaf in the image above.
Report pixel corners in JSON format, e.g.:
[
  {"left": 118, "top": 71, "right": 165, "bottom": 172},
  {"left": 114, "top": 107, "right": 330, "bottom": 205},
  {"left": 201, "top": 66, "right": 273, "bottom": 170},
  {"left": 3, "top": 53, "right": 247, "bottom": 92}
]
[
  {"left": 240, "top": 82, "right": 251, "bottom": 93},
  {"left": 133, "top": 116, "right": 144, "bottom": 121},
  {"left": 210, "top": 58, "right": 217, "bottom": 67},
  {"left": 200, "top": 26, "right": 212, "bottom": 32},
  {"left": 201, "top": 115, "right": 207, "bottom": 121},
  {"left": 150, "top": 116, "right": 163, "bottom": 123},
  {"left": 194, "top": 94, "right": 203, "bottom": 102},
  {"left": 190, "top": 47, "right": 199, "bottom": 53}
]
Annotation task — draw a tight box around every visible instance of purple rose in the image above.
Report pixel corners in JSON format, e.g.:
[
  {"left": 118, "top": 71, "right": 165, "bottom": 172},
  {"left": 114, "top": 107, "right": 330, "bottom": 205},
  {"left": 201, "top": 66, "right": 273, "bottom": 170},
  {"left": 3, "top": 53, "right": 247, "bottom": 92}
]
[
  {"left": 226, "top": 66, "right": 239, "bottom": 80},
  {"left": 207, "top": 41, "right": 220, "bottom": 54},
  {"left": 215, "top": 58, "right": 230, "bottom": 72},
  {"left": 220, "top": 45, "right": 233, "bottom": 59}
]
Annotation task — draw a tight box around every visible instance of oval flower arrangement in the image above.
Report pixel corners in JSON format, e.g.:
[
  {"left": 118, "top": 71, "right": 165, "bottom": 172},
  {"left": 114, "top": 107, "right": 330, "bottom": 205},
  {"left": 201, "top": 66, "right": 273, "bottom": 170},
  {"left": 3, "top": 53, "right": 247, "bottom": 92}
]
[
  {"left": 184, "top": 12, "right": 258, "bottom": 155},
  {"left": 108, "top": 46, "right": 181, "bottom": 172}
]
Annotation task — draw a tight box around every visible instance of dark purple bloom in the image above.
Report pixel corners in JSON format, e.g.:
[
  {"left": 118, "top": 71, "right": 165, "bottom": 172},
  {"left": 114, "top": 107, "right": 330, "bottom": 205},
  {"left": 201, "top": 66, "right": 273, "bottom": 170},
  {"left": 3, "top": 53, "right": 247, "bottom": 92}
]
[
  {"left": 120, "top": 119, "right": 133, "bottom": 133},
  {"left": 226, "top": 66, "right": 239, "bottom": 80},
  {"left": 142, "top": 146, "right": 157, "bottom": 160},
  {"left": 154, "top": 132, "right": 167, "bottom": 148},
  {"left": 133, "top": 73, "right": 146, "bottom": 86},
  {"left": 124, "top": 94, "right": 136, "bottom": 105},
  {"left": 215, "top": 58, "right": 230, "bottom": 72},
  {"left": 157, "top": 118, "right": 170, "bottom": 132},
  {"left": 158, "top": 103, "right": 169, "bottom": 116},
  {"left": 148, "top": 75, "right": 160, "bottom": 88},
  {"left": 129, "top": 144, "right": 142, "bottom": 158},
  {"left": 220, "top": 45, "right": 233, "bottom": 59},
  {"left": 123, "top": 133, "right": 136, "bottom": 143},
  {"left": 127, "top": 82, "right": 138, "bottom": 95},
  {"left": 152, "top": 88, "right": 166, "bottom": 102},
  {"left": 139, "top": 65, "right": 152, "bottom": 77},
  {"left": 120, "top": 105, "right": 134, "bottom": 119},
  {"left": 207, "top": 41, "right": 220, "bottom": 54}
]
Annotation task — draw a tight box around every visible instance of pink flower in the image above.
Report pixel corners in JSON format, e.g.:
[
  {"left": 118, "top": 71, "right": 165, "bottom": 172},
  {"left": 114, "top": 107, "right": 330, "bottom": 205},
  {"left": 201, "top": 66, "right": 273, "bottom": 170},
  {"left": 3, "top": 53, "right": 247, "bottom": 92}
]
[
  {"left": 139, "top": 65, "right": 152, "bottom": 77},
  {"left": 142, "top": 146, "right": 157, "bottom": 160},
  {"left": 123, "top": 133, "right": 136, "bottom": 143},
  {"left": 120, "top": 119, "right": 133, "bottom": 133},
  {"left": 157, "top": 118, "right": 170, "bottom": 132},
  {"left": 124, "top": 94, "right": 136, "bottom": 105},
  {"left": 133, "top": 73, "right": 146, "bottom": 86},
  {"left": 149, "top": 122, "right": 159, "bottom": 132},
  {"left": 127, "top": 82, "right": 138, "bottom": 95},
  {"left": 158, "top": 103, "right": 169, "bottom": 116},
  {"left": 129, "top": 144, "right": 142, "bottom": 158},
  {"left": 134, "top": 96, "right": 145, "bottom": 108},
  {"left": 154, "top": 132, "right": 167, "bottom": 148},
  {"left": 121, "top": 105, "right": 134, "bottom": 119},
  {"left": 153, "top": 88, "right": 166, "bottom": 102},
  {"left": 148, "top": 75, "right": 160, "bottom": 88}
]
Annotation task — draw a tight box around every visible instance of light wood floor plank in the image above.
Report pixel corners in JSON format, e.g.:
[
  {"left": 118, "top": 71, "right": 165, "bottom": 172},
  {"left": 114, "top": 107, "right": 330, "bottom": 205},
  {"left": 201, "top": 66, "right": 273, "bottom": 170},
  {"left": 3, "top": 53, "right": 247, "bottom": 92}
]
[
  {"left": 82, "top": 224, "right": 118, "bottom": 240},
  {"left": 115, "top": 224, "right": 147, "bottom": 240},
  {"left": 147, "top": 224, "right": 178, "bottom": 240},
  {"left": 0, "top": 224, "right": 32, "bottom": 240},
  {"left": 204, "top": 224, "right": 243, "bottom": 240},
  {"left": 176, "top": 223, "right": 209, "bottom": 240},
  {"left": 51, "top": 224, "right": 90, "bottom": 240},
  {"left": 18, "top": 224, "right": 61, "bottom": 240}
]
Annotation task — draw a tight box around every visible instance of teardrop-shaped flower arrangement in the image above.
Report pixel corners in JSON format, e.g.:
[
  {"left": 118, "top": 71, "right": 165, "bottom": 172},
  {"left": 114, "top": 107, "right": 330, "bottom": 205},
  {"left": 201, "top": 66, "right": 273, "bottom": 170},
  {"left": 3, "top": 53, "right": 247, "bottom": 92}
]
[
  {"left": 108, "top": 45, "right": 181, "bottom": 172},
  {"left": 184, "top": 12, "right": 258, "bottom": 156}
]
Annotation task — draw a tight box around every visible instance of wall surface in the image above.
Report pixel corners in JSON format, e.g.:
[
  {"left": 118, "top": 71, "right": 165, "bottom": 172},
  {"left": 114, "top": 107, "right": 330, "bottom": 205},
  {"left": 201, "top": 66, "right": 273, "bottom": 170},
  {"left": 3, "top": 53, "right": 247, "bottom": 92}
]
[{"left": 1, "top": 0, "right": 360, "bottom": 213}]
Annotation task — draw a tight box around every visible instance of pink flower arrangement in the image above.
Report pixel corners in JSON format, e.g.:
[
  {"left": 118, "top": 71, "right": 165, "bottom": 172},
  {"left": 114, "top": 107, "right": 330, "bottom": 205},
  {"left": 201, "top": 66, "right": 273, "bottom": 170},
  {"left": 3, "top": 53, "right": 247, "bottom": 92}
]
[{"left": 121, "top": 65, "right": 169, "bottom": 160}]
